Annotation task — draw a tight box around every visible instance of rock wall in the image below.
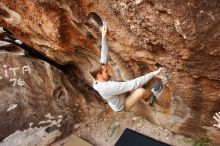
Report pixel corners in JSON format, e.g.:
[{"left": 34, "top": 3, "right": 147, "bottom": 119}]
[
  {"left": 0, "top": 44, "right": 105, "bottom": 144},
  {"left": 0, "top": 0, "right": 220, "bottom": 144}
]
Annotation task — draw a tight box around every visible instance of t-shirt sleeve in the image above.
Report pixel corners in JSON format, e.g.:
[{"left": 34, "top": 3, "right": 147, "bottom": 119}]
[{"left": 99, "top": 36, "right": 109, "bottom": 64}]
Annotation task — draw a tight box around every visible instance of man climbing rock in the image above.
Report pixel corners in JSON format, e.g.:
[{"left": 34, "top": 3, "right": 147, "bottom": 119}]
[{"left": 90, "top": 21, "right": 164, "bottom": 112}]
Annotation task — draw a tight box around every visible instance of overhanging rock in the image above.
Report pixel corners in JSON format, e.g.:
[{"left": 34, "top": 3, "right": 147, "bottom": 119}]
[{"left": 0, "top": 0, "right": 220, "bottom": 144}]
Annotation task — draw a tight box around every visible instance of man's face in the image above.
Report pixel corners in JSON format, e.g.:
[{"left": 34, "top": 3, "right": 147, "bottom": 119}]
[{"left": 101, "top": 65, "right": 109, "bottom": 81}]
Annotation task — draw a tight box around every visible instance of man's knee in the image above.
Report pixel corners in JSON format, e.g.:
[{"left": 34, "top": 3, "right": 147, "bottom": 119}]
[
  {"left": 134, "top": 88, "right": 146, "bottom": 93},
  {"left": 125, "top": 88, "right": 147, "bottom": 110},
  {"left": 133, "top": 88, "right": 147, "bottom": 97}
]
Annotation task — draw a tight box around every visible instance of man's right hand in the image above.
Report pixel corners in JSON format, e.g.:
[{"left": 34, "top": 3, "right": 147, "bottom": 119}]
[
  {"left": 155, "top": 68, "right": 164, "bottom": 78},
  {"left": 213, "top": 112, "right": 220, "bottom": 129}
]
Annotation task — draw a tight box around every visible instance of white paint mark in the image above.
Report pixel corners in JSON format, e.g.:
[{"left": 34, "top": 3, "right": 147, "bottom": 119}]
[
  {"left": 51, "top": 120, "right": 57, "bottom": 125},
  {"left": 29, "top": 122, "right": 33, "bottom": 128},
  {"left": 45, "top": 113, "right": 55, "bottom": 120},
  {"left": 17, "top": 78, "right": 25, "bottom": 86},
  {"left": 7, "top": 104, "right": 17, "bottom": 111},
  {"left": 9, "top": 67, "right": 19, "bottom": 76},
  {"left": 57, "top": 119, "right": 62, "bottom": 124},
  {"left": 15, "top": 40, "right": 22, "bottom": 44},
  {"left": 10, "top": 78, "right": 17, "bottom": 86},
  {"left": 38, "top": 121, "right": 47, "bottom": 125},
  {"left": 10, "top": 78, "right": 25, "bottom": 86},
  {"left": 22, "top": 66, "right": 31, "bottom": 74},
  {"left": 58, "top": 115, "right": 63, "bottom": 119},
  {"left": 0, "top": 65, "right": 31, "bottom": 86},
  {"left": 3, "top": 65, "right": 8, "bottom": 78},
  {"left": 39, "top": 114, "right": 63, "bottom": 127},
  {"left": 45, "top": 119, "right": 53, "bottom": 124}
]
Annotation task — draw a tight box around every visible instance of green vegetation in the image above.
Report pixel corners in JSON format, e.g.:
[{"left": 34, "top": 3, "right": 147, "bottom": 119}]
[
  {"left": 104, "top": 123, "right": 120, "bottom": 141},
  {"left": 107, "top": 124, "right": 120, "bottom": 138}
]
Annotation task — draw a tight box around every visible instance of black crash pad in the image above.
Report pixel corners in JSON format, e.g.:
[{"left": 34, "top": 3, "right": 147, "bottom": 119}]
[{"left": 115, "top": 128, "right": 171, "bottom": 146}]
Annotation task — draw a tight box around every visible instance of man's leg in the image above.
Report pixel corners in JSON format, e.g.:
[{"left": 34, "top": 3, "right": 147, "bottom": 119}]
[
  {"left": 125, "top": 88, "right": 150, "bottom": 111},
  {"left": 149, "top": 79, "right": 163, "bottom": 106}
]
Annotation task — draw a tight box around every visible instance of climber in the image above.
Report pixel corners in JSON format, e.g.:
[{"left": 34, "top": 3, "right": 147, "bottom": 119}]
[
  {"left": 213, "top": 112, "right": 220, "bottom": 129},
  {"left": 90, "top": 21, "right": 164, "bottom": 112}
]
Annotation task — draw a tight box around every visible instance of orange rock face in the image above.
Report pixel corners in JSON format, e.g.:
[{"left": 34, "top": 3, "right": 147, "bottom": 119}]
[{"left": 0, "top": 0, "right": 220, "bottom": 144}]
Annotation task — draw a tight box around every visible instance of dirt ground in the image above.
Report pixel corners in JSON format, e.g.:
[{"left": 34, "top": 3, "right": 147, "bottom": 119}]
[{"left": 52, "top": 107, "right": 192, "bottom": 146}]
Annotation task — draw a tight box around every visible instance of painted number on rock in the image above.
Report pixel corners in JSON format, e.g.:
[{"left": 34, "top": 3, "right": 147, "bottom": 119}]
[
  {"left": 10, "top": 78, "right": 25, "bottom": 86},
  {"left": 0, "top": 65, "right": 31, "bottom": 86}
]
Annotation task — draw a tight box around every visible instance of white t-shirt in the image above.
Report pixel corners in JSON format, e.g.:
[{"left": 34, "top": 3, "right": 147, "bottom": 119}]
[{"left": 93, "top": 71, "right": 159, "bottom": 111}]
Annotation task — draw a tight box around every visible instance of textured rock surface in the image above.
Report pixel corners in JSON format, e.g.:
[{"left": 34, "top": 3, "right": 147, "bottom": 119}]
[
  {"left": 0, "top": 0, "right": 220, "bottom": 144},
  {"left": 0, "top": 47, "right": 105, "bottom": 143},
  {"left": 1, "top": 127, "right": 61, "bottom": 146}
]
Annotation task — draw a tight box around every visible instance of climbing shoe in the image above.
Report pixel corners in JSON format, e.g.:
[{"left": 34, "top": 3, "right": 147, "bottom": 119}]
[
  {"left": 149, "top": 79, "right": 163, "bottom": 106},
  {"left": 149, "top": 95, "right": 157, "bottom": 106}
]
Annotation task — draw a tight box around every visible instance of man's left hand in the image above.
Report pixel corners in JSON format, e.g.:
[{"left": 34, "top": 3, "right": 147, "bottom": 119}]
[{"left": 155, "top": 68, "right": 164, "bottom": 78}]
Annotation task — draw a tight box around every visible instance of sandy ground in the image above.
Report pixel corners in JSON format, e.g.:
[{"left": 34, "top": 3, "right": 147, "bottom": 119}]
[{"left": 52, "top": 107, "right": 192, "bottom": 146}]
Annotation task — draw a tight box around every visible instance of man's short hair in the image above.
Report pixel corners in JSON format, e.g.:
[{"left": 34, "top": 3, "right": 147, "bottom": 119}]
[{"left": 90, "top": 62, "right": 103, "bottom": 79}]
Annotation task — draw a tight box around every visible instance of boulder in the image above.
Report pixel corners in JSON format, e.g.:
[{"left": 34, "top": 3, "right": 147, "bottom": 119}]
[
  {"left": 0, "top": 0, "right": 220, "bottom": 144},
  {"left": 0, "top": 49, "right": 105, "bottom": 144}
]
